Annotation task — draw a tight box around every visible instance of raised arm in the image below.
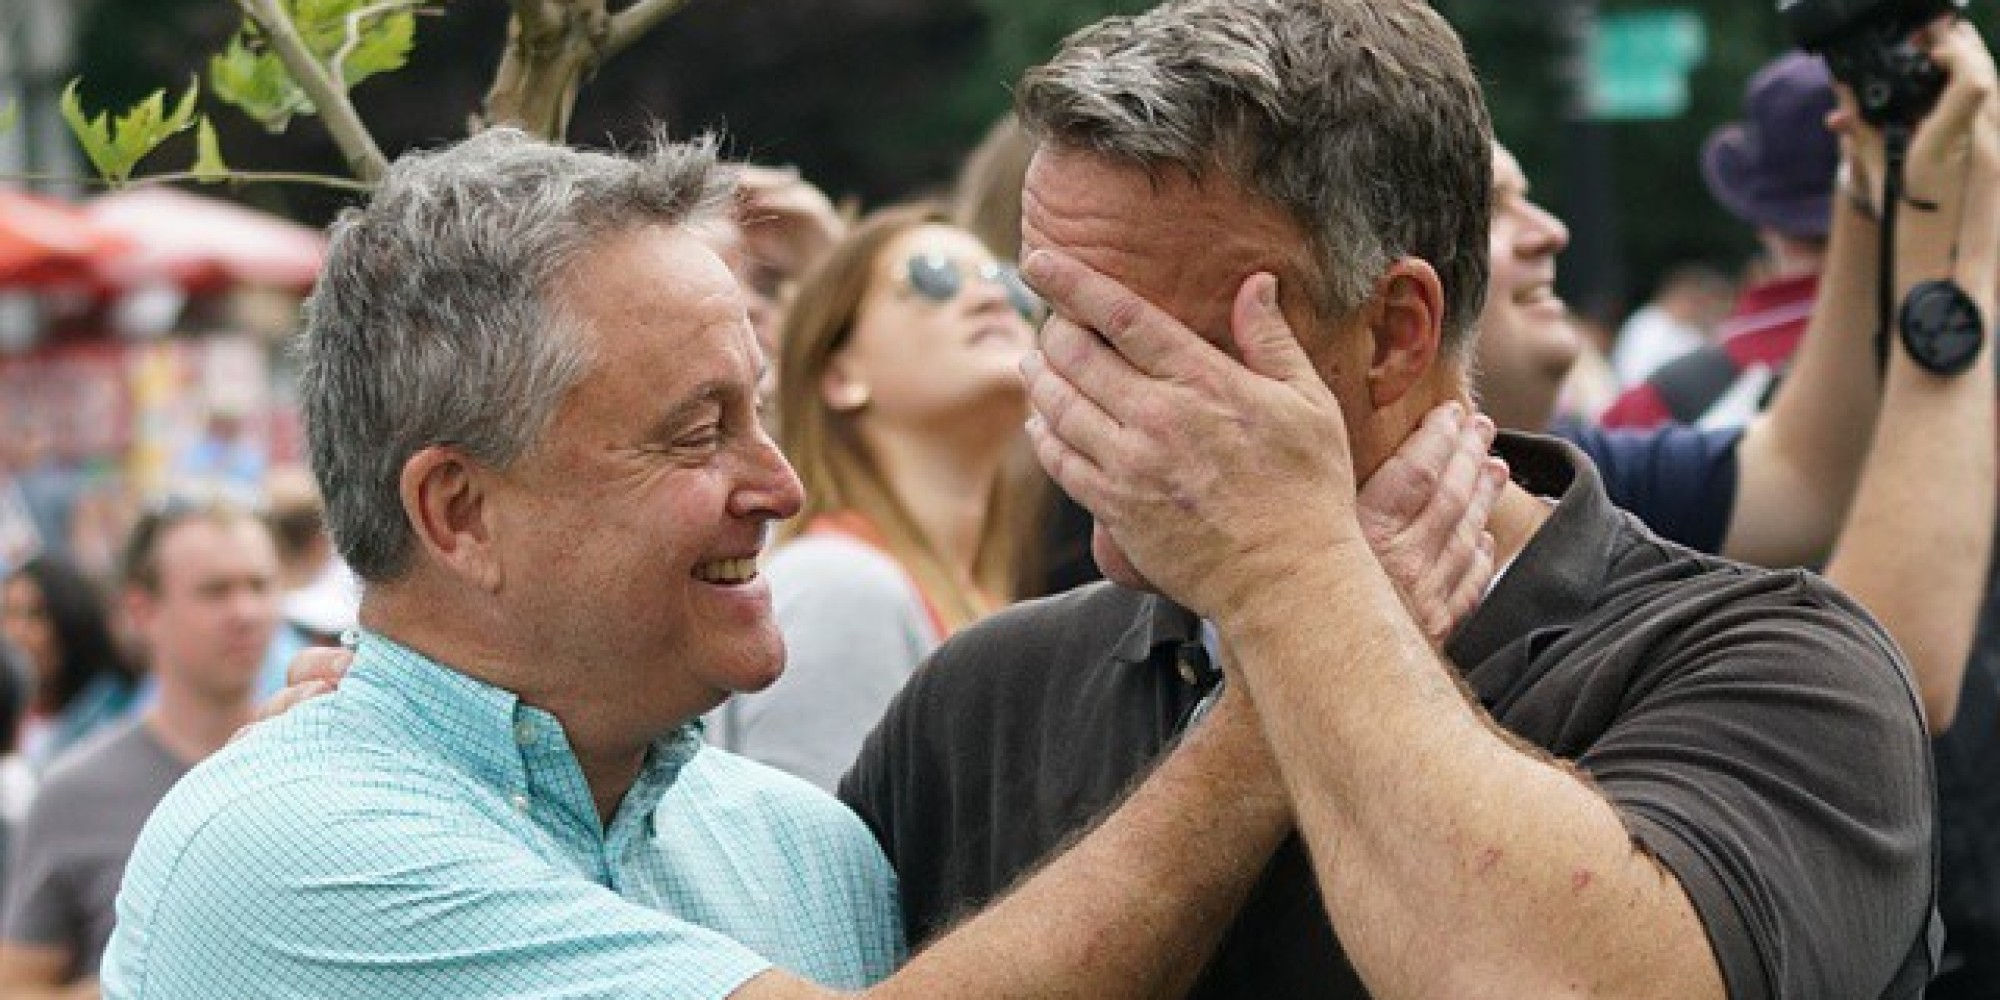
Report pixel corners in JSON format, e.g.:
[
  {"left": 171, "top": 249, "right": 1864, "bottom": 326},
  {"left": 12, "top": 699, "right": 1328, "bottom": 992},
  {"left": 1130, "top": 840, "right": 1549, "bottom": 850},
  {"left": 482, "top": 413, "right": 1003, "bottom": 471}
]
[{"left": 1731, "top": 22, "right": 1999, "bottom": 729}]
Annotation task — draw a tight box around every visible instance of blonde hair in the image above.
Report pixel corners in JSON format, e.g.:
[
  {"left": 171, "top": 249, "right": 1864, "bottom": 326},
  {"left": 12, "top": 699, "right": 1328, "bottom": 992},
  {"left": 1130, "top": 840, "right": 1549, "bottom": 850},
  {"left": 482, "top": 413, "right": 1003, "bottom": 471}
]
[
  {"left": 775, "top": 204, "right": 1030, "bottom": 633},
  {"left": 951, "top": 114, "right": 1036, "bottom": 260}
]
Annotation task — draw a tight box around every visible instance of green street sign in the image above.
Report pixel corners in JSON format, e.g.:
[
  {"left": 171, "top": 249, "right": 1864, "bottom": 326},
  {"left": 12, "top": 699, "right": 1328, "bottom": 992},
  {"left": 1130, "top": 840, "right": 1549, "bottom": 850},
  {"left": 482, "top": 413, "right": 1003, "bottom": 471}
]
[{"left": 1589, "top": 9, "right": 1707, "bottom": 120}]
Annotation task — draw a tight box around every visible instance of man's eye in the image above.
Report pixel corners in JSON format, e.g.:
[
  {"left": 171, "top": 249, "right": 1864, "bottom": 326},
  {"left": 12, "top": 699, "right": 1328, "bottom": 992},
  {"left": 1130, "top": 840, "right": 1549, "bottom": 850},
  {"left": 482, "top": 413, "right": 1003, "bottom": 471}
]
[{"left": 676, "top": 426, "right": 723, "bottom": 450}]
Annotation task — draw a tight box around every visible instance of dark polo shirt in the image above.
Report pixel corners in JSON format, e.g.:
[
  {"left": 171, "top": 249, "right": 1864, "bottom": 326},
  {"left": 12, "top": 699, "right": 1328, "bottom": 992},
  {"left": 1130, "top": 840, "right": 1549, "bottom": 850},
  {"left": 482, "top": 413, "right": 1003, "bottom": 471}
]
[{"left": 841, "top": 432, "right": 1938, "bottom": 1000}]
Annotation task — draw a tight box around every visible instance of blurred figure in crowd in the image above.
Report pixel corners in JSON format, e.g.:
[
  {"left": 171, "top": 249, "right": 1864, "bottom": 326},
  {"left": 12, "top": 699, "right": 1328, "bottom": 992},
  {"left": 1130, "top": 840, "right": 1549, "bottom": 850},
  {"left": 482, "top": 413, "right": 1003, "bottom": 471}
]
[
  {"left": 0, "top": 443, "right": 41, "bottom": 581},
  {"left": 709, "top": 206, "right": 1040, "bottom": 790},
  {"left": 1, "top": 499, "right": 278, "bottom": 999},
  {"left": 1602, "top": 52, "right": 1838, "bottom": 429},
  {"left": 0, "top": 557, "right": 137, "bottom": 768},
  {"left": 264, "top": 466, "right": 357, "bottom": 644},
  {"left": 253, "top": 467, "right": 359, "bottom": 697},
  {"left": 951, "top": 114, "right": 1065, "bottom": 599},
  {"left": 170, "top": 407, "right": 267, "bottom": 505},
  {"left": 0, "top": 639, "right": 29, "bottom": 905},
  {"left": 13, "top": 435, "right": 82, "bottom": 568},
  {"left": 708, "top": 163, "right": 849, "bottom": 406},
  {"left": 1552, "top": 308, "right": 1621, "bottom": 424},
  {"left": 952, "top": 114, "right": 1036, "bottom": 262},
  {"left": 1610, "top": 263, "right": 1734, "bottom": 386}
]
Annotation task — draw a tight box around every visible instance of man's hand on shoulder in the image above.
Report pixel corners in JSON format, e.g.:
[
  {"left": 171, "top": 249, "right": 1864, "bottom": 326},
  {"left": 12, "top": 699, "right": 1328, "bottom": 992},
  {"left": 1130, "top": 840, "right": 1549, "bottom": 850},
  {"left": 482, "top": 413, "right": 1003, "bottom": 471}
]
[{"left": 232, "top": 646, "right": 353, "bottom": 743}]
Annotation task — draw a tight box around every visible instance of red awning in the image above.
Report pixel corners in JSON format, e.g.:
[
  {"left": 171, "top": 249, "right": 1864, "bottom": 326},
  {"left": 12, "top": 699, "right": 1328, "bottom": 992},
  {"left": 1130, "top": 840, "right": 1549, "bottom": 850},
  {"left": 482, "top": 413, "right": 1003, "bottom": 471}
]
[
  {"left": 0, "top": 187, "right": 124, "bottom": 289},
  {"left": 83, "top": 188, "right": 327, "bottom": 294}
]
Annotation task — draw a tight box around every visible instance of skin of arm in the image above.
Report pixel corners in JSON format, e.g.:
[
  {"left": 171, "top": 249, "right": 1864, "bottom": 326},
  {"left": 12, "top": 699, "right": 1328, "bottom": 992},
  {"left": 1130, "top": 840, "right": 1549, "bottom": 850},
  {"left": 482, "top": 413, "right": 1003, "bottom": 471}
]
[
  {"left": 1018, "top": 255, "right": 1726, "bottom": 998},
  {"left": 777, "top": 403, "right": 1503, "bottom": 997},
  {"left": 0, "top": 943, "right": 96, "bottom": 1000},
  {"left": 1731, "top": 22, "right": 1999, "bottom": 730}
]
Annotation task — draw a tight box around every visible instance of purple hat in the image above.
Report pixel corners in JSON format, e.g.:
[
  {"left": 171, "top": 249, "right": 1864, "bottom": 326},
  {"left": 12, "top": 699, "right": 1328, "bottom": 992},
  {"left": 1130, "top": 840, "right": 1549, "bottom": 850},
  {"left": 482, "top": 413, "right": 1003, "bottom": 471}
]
[{"left": 1701, "top": 51, "right": 1839, "bottom": 240}]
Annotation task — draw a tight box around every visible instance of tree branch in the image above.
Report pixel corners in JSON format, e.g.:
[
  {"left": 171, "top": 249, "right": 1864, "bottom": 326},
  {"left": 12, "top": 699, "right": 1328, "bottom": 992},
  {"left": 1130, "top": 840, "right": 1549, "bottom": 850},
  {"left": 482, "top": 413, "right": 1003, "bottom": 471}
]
[
  {"left": 1, "top": 169, "right": 376, "bottom": 192},
  {"left": 506, "top": 0, "right": 567, "bottom": 40},
  {"left": 606, "top": 0, "right": 698, "bottom": 60},
  {"left": 134, "top": 169, "right": 379, "bottom": 192},
  {"left": 482, "top": 0, "right": 606, "bottom": 139},
  {"left": 234, "top": 0, "right": 390, "bottom": 183}
]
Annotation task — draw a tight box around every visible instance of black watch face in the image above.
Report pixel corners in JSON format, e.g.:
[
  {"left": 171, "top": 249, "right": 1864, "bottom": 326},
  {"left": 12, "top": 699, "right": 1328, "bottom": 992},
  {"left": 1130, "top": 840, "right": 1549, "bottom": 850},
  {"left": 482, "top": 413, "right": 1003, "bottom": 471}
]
[{"left": 1900, "top": 280, "right": 1986, "bottom": 376}]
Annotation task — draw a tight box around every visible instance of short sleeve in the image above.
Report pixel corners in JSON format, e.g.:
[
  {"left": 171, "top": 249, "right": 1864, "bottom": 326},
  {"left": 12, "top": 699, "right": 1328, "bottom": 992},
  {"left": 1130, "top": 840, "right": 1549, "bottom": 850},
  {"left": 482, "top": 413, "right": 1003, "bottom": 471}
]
[
  {"left": 1, "top": 787, "right": 76, "bottom": 949},
  {"left": 104, "top": 771, "right": 772, "bottom": 1000},
  {"left": 1555, "top": 420, "right": 1742, "bottom": 553},
  {"left": 719, "top": 537, "right": 935, "bottom": 790},
  {"left": 1580, "top": 584, "right": 1935, "bottom": 1000}
]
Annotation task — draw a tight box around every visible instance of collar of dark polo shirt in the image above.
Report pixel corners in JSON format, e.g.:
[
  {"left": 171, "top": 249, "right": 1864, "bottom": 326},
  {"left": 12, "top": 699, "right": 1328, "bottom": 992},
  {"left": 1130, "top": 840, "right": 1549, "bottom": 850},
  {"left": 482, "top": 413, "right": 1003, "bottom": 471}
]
[
  {"left": 1447, "top": 431, "right": 1623, "bottom": 668},
  {"left": 1112, "top": 588, "right": 1204, "bottom": 669},
  {"left": 1105, "top": 431, "right": 1621, "bottom": 682}
]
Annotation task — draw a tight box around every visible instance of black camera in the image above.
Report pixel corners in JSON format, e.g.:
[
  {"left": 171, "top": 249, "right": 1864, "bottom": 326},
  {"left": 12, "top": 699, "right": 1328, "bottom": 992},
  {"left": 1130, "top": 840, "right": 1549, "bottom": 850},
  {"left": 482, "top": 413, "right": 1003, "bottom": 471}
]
[{"left": 1779, "top": 0, "right": 1968, "bottom": 128}]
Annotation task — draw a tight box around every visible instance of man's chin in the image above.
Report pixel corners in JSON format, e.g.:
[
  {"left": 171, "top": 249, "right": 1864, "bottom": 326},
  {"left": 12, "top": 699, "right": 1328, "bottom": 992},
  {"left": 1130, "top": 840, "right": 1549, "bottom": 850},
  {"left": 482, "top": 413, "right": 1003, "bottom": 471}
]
[{"left": 1091, "top": 527, "right": 1158, "bottom": 593}]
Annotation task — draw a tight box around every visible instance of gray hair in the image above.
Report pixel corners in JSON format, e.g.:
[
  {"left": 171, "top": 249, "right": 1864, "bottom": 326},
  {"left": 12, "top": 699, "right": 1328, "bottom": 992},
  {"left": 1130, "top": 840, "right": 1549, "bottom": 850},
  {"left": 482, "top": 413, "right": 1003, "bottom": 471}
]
[
  {"left": 299, "top": 127, "right": 734, "bottom": 583},
  {"left": 1016, "top": 0, "right": 1493, "bottom": 357}
]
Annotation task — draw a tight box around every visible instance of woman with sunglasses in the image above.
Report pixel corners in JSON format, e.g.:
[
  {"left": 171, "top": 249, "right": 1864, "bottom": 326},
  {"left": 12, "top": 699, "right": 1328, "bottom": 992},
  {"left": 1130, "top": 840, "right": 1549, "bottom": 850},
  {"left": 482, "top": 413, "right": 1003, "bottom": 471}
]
[{"left": 710, "top": 204, "right": 1042, "bottom": 790}]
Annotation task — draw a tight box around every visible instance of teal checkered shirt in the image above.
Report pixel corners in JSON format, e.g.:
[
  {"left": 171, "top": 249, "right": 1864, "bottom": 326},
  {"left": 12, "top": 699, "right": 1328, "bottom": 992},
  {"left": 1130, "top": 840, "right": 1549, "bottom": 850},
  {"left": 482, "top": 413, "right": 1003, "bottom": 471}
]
[{"left": 103, "top": 632, "right": 905, "bottom": 998}]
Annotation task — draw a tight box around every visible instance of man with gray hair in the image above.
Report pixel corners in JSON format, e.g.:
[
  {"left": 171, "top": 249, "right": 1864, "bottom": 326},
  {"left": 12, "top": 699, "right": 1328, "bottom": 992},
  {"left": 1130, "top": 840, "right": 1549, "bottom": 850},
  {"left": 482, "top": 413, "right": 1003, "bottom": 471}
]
[
  {"left": 842, "top": 0, "right": 1943, "bottom": 996},
  {"left": 97, "top": 124, "right": 1454, "bottom": 999}
]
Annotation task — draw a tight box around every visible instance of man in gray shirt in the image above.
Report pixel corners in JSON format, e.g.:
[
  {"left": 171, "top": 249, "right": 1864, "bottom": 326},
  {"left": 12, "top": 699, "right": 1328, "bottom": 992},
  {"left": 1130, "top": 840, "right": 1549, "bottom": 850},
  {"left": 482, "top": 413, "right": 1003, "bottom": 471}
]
[{"left": 0, "top": 499, "right": 279, "bottom": 998}]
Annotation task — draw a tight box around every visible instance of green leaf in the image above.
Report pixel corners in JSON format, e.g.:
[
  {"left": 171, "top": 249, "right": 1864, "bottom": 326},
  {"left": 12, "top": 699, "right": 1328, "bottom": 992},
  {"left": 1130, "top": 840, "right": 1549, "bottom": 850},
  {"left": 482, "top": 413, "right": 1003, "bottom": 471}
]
[
  {"left": 191, "top": 116, "right": 230, "bottom": 183},
  {"left": 59, "top": 78, "right": 200, "bottom": 186},
  {"left": 210, "top": 34, "right": 312, "bottom": 132},
  {"left": 0, "top": 99, "right": 17, "bottom": 137},
  {"left": 60, "top": 78, "right": 124, "bottom": 183},
  {"left": 329, "top": 5, "right": 416, "bottom": 88},
  {"left": 168, "top": 75, "right": 200, "bottom": 131},
  {"left": 209, "top": 0, "right": 418, "bottom": 133}
]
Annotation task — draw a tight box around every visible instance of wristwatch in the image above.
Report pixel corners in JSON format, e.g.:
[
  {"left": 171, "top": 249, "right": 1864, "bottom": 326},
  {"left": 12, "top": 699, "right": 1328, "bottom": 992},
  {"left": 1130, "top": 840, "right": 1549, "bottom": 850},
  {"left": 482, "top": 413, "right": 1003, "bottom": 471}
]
[{"left": 1899, "top": 280, "right": 1986, "bottom": 376}]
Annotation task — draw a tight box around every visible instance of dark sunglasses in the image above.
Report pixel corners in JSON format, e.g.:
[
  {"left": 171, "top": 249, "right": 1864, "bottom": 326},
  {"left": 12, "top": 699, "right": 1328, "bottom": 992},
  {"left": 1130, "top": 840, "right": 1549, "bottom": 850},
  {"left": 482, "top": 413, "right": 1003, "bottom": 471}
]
[{"left": 902, "top": 253, "right": 1045, "bottom": 323}]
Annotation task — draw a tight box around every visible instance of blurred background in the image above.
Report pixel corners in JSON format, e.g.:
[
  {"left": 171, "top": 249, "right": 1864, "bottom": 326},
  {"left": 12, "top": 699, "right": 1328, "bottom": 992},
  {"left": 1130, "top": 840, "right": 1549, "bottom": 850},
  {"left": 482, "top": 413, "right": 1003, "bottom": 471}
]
[
  {"left": 22, "top": 0, "right": 2000, "bottom": 311},
  {"left": 0, "top": 0, "right": 1994, "bottom": 575}
]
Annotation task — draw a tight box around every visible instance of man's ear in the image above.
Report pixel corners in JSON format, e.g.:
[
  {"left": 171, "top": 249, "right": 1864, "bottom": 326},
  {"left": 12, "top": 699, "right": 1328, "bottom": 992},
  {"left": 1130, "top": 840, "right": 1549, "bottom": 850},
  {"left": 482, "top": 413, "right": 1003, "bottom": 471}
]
[
  {"left": 123, "top": 586, "right": 156, "bottom": 644},
  {"left": 398, "top": 446, "right": 502, "bottom": 592},
  {"left": 1366, "top": 258, "right": 1445, "bottom": 409}
]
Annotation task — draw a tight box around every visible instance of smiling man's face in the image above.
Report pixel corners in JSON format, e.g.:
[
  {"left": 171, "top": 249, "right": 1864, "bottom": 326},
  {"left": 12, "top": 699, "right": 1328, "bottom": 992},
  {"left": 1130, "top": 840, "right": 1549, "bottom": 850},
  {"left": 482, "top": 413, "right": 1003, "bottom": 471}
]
[{"left": 1473, "top": 145, "right": 1579, "bottom": 432}]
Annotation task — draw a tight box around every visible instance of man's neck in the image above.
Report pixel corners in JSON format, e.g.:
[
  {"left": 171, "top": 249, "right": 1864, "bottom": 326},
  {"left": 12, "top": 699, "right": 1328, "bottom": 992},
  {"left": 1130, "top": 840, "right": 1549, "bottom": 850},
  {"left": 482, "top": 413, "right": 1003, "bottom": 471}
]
[
  {"left": 145, "top": 682, "right": 257, "bottom": 767},
  {"left": 1487, "top": 481, "right": 1554, "bottom": 570},
  {"left": 361, "top": 593, "right": 665, "bottom": 829}
]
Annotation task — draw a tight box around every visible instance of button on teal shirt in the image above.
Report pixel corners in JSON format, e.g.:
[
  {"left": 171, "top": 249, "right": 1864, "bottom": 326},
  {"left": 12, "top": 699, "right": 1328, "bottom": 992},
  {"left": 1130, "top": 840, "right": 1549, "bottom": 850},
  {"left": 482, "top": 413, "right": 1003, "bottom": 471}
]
[{"left": 103, "top": 632, "right": 905, "bottom": 998}]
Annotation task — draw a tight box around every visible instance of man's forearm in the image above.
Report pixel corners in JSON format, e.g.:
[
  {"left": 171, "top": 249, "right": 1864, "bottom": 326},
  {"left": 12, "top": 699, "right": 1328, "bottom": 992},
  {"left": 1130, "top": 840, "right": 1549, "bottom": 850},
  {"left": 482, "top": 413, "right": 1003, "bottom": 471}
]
[
  {"left": 1727, "top": 196, "right": 1883, "bottom": 567},
  {"left": 872, "top": 693, "right": 1289, "bottom": 1000},
  {"left": 1220, "top": 551, "right": 1722, "bottom": 999},
  {"left": 1824, "top": 143, "right": 1999, "bottom": 731}
]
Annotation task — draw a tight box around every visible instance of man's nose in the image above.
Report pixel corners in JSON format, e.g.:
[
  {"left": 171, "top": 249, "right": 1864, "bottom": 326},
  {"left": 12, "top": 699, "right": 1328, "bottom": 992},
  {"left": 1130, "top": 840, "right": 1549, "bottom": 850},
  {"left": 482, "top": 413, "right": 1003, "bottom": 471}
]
[
  {"left": 731, "top": 434, "right": 805, "bottom": 522},
  {"left": 1524, "top": 202, "right": 1570, "bottom": 256}
]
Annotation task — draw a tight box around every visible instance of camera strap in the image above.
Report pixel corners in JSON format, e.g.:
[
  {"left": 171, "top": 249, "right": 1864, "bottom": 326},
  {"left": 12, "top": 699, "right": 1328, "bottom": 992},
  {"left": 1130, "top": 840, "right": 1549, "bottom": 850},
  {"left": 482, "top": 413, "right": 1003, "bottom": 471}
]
[{"left": 1875, "top": 122, "right": 1913, "bottom": 377}]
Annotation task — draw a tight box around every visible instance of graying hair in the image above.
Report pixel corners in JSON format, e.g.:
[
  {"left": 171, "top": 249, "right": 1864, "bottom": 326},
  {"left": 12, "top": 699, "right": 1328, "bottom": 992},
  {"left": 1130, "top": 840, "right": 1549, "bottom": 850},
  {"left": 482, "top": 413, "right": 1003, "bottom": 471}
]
[
  {"left": 1017, "top": 0, "right": 1493, "bottom": 357},
  {"left": 299, "top": 127, "right": 734, "bottom": 582}
]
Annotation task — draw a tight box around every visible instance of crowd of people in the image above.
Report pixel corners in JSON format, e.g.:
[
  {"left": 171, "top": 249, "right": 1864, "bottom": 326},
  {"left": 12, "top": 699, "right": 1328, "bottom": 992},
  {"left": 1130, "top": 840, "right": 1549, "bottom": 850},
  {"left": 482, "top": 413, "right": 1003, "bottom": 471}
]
[{"left": 0, "top": 0, "right": 1998, "bottom": 996}]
